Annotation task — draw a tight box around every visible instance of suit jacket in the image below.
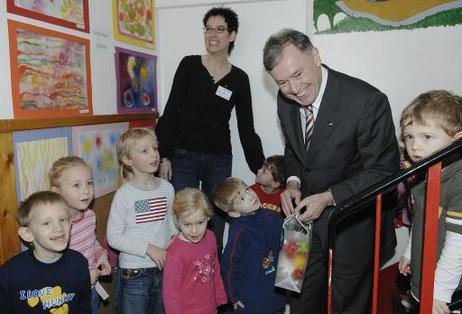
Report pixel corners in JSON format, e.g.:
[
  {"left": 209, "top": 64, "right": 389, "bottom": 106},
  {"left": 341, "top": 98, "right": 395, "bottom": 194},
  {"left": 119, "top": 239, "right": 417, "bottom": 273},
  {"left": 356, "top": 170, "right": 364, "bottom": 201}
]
[{"left": 277, "top": 65, "right": 400, "bottom": 266}]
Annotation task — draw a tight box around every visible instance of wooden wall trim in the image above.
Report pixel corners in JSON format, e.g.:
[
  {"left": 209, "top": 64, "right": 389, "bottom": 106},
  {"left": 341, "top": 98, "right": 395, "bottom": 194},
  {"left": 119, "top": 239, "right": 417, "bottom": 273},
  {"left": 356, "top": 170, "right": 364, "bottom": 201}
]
[
  {"left": 0, "top": 112, "right": 157, "bottom": 264},
  {"left": 0, "top": 112, "right": 158, "bottom": 133}
]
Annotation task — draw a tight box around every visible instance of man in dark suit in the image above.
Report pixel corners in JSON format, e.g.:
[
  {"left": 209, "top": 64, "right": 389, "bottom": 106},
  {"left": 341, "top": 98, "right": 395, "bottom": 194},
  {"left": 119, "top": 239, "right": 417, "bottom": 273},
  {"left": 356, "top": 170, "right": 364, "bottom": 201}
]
[{"left": 263, "top": 29, "right": 400, "bottom": 313}]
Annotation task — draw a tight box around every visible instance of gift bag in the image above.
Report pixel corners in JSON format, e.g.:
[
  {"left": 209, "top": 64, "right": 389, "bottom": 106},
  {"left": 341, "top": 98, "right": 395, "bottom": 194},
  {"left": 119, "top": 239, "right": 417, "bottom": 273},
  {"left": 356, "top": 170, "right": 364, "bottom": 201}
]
[{"left": 274, "top": 214, "right": 312, "bottom": 293}]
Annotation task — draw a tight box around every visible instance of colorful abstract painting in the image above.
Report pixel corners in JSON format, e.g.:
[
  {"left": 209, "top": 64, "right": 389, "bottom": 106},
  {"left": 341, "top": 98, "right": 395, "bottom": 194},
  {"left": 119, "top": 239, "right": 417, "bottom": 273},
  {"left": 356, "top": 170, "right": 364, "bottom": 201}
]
[
  {"left": 314, "top": 0, "right": 462, "bottom": 33},
  {"left": 113, "top": 0, "right": 155, "bottom": 48},
  {"left": 8, "top": 20, "right": 93, "bottom": 119},
  {"left": 13, "top": 128, "right": 72, "bottom": 202},
  {"left": 7, "top": 0, "right": 89, "bottom": 32},
  {"left": 72, "top": 123, "right": 128, "bottom": 197},
  {"left": 116, "top": 47, "right": 157, "bottom": 114}
]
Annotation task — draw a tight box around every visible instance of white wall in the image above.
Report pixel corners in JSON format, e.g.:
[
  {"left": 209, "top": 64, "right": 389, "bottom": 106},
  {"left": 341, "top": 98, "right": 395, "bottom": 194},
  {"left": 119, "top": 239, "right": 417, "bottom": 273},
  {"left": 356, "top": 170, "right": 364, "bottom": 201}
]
[
  {"left": 157, "top": 0, "right": 308, "bottom": 184},
  {"left": 314, "top": 26, "right": 462, "bottom": 131}
]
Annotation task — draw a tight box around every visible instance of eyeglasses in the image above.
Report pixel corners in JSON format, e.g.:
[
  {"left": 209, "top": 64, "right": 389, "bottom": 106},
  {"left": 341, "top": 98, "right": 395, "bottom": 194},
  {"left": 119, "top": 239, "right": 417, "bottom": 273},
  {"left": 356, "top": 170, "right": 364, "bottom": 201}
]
[{"left": 203, "top": 26, "right": 228, "bottom": 34}]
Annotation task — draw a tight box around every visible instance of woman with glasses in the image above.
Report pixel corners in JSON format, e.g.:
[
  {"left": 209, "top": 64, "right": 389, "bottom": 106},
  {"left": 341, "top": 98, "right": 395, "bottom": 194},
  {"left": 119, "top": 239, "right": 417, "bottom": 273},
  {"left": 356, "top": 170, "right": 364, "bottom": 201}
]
[{"left": 156, "top": 6, "right": 264, "bottom": 255}]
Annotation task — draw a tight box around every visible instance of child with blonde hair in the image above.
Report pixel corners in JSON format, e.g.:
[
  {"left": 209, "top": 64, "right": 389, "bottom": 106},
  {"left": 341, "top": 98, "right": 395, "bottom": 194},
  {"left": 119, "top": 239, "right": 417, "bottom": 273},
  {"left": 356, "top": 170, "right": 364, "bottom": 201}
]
[
  {"left": 214, "top": 177, "right": 286, "bottom": 314},
  {"left": 399, "top": 90, "right": 462, "bottom": 314},
  {"left": 107, "top": 128, "right": 177, "bottom": 314},
  {"left": 49, "top": 156, "right": 110, "bottom": 314},
  {"left": 163, "top": 187, "right": 227, "bottom": 313}
]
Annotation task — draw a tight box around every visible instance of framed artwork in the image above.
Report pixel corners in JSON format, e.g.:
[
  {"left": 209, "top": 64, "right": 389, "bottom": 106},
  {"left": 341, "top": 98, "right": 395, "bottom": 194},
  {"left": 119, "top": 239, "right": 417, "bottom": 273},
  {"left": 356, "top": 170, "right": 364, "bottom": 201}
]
[
  {"left": 72, "top": 123, "right": 128, "bottom": 197},
  {"left": 7, "top": 0, "right": 89, "bottom": 33},
  {"left": 314, "top": 0, "right": 462, "bottom": 34},
  {"left": 116, "top": 47, "right": 157, "bottom": 114},
  {"left": 112, "top": 0, "right": 156, "bottom": 49},
  {"left": 13, "top": 127, "right": 72, "bottom": 202},
  {"left": 8, "top": 20, "right": 93, "bottom": 119}
]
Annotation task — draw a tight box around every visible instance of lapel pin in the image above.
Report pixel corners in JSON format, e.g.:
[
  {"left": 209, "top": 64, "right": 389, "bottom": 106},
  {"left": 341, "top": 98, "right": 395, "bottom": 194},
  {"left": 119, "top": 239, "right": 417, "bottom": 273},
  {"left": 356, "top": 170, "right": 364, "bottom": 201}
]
[{"left": 328, "top": 122, "right": 334, "bottom": 127}]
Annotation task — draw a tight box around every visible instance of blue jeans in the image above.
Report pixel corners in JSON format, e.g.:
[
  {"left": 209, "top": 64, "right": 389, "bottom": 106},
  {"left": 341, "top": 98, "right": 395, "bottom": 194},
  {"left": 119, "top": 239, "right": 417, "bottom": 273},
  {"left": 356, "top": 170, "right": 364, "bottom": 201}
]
[
  {"left": 119, "top": 267, "right": 164, "bottom": 314},
  {"left": 91, "top": 287, "right": 100, "bottom": 314},
  {"left": 171, "top": 147, "right": 232, "bottom": 254}
]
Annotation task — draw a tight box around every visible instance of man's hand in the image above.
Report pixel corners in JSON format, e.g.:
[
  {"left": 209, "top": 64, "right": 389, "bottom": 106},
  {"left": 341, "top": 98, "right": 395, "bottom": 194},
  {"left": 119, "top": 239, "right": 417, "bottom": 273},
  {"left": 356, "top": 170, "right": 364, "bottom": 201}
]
[
  {"left": 146, "top": 244, "right": 166, "bottom": 270},
  {"left": 158, "top": 159, "right": 172, "bottom": 181},
  {"left": 398, "top": 256, "right": 411, "bottom": 276},
  {"left": 295, "top": 191, "right": 334, "bottom": 222},
  {"left": 281, "top": 181, "right": 301, "bottom": 217},
  {"left": 432, "top": 299, "right": 450, "bottom": 314}
]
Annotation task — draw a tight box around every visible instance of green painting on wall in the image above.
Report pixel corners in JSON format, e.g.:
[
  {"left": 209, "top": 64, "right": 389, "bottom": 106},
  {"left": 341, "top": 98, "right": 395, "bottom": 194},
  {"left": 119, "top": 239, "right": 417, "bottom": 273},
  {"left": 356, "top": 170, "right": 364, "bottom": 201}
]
[{"left": 314, "top": 0, "right": 462, "bottom": 34}]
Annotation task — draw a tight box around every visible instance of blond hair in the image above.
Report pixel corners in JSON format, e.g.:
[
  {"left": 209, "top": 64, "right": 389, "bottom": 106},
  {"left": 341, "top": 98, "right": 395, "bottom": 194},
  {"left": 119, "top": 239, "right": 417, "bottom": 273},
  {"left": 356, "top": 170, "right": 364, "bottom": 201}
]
[
  {"left": 116, "top": 128, "right": 157, "bottom": 181},
  {"left": 173, "top": 188, "right": 213, "bottom": 221},
  {"left": 213, "top": 177, "right": 244, "bottom": 212},
  {"left": 18, "top": 190, "right": 68, "bottom": 227},
  {"left": 400, "top": 90, "right": 462, "bottom": 139},
  {"left": 49, "top": 156, "right": 91, "bottom": 188}
]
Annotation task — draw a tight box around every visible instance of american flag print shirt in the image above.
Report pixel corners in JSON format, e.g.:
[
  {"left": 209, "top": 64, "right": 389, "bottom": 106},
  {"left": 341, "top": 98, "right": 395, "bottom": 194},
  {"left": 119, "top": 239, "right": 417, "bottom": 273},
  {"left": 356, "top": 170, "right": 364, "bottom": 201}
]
[{"left": 134, "top": 197, "right": 168, "bottom": 223}]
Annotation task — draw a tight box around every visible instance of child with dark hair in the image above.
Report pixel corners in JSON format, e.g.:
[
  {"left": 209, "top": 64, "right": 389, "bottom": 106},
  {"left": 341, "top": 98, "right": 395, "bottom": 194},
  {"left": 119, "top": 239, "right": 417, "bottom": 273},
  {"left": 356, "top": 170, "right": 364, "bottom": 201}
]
[{"left": 250, "top": 155, "right": 285, "bottom": 213}]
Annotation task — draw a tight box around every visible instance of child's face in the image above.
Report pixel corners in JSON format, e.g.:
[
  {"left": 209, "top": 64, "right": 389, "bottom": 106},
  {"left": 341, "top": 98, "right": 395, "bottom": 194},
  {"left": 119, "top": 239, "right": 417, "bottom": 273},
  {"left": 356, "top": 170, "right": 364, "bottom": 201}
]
[
  {"left": 255, "top": 165, "right": 277, "bottom": 187},
  {"left": 402, "top": 116, "right": 457, "bottom": 163},
  {"left": 123, "top": 135, "right": 160, "bottom": 176},
  {"left": 53, "top": 165, "right": 94, "bottom": 211},
  {"left": 177, "top": 210, "right": 210, "bottom": 244},
  {"left": 19, "top": 202, "right": 70, "bottom": 262},
  {"left": 230, "top": 184, "right": 261, "bottom": 217}
]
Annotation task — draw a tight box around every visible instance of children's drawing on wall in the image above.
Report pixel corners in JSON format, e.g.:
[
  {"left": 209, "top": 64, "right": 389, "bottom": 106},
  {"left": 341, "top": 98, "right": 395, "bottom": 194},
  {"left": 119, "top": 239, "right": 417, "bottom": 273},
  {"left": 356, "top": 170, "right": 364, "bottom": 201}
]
[
  {"left": 314, "top": 0, "right": 462, "bottom": 33},
  {"left": 112, "top": 0, "right": 155, "bottom": 48},
  {"left": 13, "top": 128, "right": 72, "bottom": 202},
  {"left": 72, "top": 123, "right": 128, "bottom": 197},
  {"left": 8, "top": 20, "right": 93, "bottom": 119},
  {"left": 7, "top": 0, "right": 89, "bottom": 32},
  {"left": 115, "top": 47, "right": 157, "bottom": 114}
]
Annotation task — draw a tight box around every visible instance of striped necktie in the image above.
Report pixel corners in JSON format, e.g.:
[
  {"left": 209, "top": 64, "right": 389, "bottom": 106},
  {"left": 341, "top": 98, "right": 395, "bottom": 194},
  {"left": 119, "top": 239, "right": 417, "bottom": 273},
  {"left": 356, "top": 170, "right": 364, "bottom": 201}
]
[{"left": 304, "top": 105, "right": 314, "bottom": 149}]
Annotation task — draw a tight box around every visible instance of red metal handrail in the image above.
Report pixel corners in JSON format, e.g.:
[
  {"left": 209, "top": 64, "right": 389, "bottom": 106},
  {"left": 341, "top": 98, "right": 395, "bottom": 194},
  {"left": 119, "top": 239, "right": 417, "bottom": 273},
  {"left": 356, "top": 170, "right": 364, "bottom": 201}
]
[{"left": 326, "top": 138, "right": 462, "bottom": 314}]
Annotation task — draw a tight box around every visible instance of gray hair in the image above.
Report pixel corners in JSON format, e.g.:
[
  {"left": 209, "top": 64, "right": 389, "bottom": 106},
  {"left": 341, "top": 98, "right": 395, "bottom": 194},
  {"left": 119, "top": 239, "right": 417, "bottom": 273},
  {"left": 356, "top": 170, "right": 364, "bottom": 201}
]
[{"left": 263, "top": 28, "right": 314, "bottom": 71}]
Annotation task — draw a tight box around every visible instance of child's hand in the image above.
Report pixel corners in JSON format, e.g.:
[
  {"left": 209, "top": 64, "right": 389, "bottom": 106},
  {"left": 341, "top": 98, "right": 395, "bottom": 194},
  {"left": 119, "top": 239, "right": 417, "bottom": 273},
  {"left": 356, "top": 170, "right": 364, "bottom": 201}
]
[
  {"left": 96, "top": 254, "right": 112, "bottom": 276},
  {"left": 233, "top": 301, "right": 245, "bottom": 310},
  {"left": 432, "top": 298, "right": 450, "bottom": 314},
  {"left": 90, "top": 268, "right": 101, "bottom": 285},
  {"left": 399, "top": 256, "right": 411, "bottom": 276},
  {"left": 146, "top": 244, "right": 166, "bottom": 270},
  {"left": 159, "top": 160, "right": 172, "bottom": 181}
]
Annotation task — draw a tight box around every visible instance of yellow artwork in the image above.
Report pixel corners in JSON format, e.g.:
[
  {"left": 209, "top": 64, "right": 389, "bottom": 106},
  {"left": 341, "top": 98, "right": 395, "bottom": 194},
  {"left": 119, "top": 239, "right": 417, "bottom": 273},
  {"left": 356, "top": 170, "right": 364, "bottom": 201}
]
[
  {"left": 112, "top": 0, "right": 155, "bottom": 49},
  {"left": 13, "top": 128, "right": 71, "bottom": 201},
  {"left": 16, "top": 138, "right": 68, "bottom": 200}
]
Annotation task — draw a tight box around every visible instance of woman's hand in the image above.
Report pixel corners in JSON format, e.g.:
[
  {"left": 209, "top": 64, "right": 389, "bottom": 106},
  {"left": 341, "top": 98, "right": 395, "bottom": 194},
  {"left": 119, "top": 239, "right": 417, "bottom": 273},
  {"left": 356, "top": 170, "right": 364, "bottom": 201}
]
[{"left": 159, "top": 159, "right": 172, "bottom": 181}]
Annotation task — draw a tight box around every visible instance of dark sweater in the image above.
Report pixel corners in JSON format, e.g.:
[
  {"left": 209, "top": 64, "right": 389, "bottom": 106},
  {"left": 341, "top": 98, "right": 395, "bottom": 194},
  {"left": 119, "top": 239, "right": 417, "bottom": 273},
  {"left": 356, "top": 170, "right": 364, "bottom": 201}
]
[
  {"left": 0, "top": 248, "right": 91, "bottom": 313},
  {"left": 221, "top": 208, "right": 286, "bottom": 313},
  {"left": 156, "top": 55, "right": 264, "bottom": 173}
]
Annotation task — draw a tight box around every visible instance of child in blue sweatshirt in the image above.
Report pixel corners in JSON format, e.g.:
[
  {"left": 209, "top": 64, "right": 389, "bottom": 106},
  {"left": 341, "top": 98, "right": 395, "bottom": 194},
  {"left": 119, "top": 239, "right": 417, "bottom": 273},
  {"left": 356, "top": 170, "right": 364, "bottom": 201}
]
[{"left": 214, "top": 177, "right": 286, "bottom": 314}]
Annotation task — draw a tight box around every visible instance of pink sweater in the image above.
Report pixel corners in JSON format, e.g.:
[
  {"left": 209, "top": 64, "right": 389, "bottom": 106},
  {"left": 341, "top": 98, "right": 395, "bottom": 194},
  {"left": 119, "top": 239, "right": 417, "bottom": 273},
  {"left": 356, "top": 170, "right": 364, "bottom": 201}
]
[
  {"left": 69, "top": 209, "right": 106, "bottom": 269},
  {"left": 163, "top": 230, "right": 227, "bottom": 314}
]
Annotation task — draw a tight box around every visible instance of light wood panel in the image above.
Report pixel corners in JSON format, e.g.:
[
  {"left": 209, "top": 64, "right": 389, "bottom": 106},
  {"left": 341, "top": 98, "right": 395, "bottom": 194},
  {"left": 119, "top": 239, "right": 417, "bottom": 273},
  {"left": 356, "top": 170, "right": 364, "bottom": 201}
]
[{"left": 0, "top": 132, "right": 20, "bottom": 263}]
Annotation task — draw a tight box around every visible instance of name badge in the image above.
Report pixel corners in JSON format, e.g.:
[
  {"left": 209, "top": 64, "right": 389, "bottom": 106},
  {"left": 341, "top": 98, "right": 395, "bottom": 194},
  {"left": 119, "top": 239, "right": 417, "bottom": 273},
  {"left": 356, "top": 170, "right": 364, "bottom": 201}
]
[{"left": 216, "top": 85, "right": 232, "bottom": 101}]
